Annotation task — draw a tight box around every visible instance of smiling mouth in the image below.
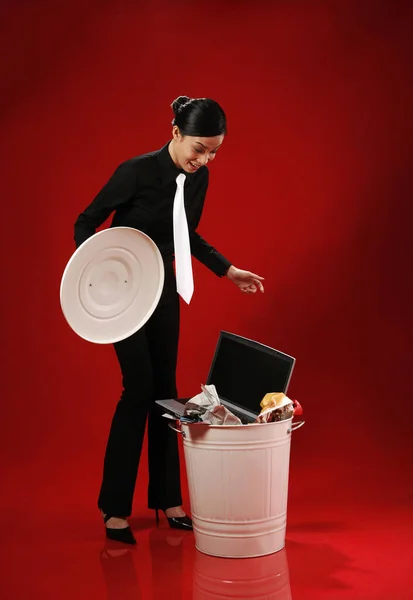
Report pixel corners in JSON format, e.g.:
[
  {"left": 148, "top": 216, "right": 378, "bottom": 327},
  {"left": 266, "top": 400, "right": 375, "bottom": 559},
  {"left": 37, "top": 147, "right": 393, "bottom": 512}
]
[{"left": 189, "top": 162, "right": 200, "bottom": 169}]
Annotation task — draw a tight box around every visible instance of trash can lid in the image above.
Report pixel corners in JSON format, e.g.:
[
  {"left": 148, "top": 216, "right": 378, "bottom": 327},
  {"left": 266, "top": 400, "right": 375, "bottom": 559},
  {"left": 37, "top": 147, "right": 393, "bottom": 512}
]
[{"left": 60, "top": 227, "right": 165, "bottom": 344}]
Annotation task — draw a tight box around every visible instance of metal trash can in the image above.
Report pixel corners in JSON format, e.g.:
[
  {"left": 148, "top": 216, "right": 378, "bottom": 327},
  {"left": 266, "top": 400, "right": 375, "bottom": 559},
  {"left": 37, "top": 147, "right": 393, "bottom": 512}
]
[{"left": 173, "top": 418, "right": 304, "bottom": 558}]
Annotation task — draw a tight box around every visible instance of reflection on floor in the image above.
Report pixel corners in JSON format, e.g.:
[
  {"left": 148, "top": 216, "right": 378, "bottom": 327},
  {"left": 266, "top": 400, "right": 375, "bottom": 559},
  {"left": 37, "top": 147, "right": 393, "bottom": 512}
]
[{"left": 1, "top": 501, "right": 412, "bottom": 599}]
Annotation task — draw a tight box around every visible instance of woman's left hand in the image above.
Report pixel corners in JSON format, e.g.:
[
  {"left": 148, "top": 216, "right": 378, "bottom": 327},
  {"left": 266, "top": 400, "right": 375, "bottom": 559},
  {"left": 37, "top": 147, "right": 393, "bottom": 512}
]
[{"left": 226, "top": 266, "right": 265, "bottom": 294}]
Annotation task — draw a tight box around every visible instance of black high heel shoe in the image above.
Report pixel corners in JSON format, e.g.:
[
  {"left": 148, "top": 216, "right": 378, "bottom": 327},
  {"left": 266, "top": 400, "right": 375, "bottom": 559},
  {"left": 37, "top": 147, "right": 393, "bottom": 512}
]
[
  {"left": 155, "top": 509, "right": 193, "bottom": 530},
  {"left": 103, "top": 513, "right": 137, "bottom": 545}
]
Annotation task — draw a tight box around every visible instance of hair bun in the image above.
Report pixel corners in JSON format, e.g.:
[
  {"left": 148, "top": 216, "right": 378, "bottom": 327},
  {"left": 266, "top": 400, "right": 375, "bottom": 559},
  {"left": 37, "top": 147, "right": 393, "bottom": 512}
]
[{"left": 171, "top": 95, "right": 191, "bottom": 115}]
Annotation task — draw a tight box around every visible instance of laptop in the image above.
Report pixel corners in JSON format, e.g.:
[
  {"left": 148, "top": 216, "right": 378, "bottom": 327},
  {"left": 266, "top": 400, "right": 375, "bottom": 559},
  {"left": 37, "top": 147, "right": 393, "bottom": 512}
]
[{"left": 156, "top": 331, "right": 295, "bottom": 424}]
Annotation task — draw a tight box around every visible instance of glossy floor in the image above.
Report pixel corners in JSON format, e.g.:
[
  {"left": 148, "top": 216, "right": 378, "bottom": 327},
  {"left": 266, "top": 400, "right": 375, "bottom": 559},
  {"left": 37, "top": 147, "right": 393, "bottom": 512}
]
[{"left": 1, "top": 495, "right": 412, "bottom": 599}]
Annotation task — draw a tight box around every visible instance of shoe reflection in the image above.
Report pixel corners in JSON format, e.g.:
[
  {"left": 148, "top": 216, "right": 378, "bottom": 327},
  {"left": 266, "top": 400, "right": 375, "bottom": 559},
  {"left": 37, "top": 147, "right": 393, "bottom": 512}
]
[
  {"left": 193, "top": 548, "right": 292, "bottom": 600},
  {"left": 100, "top": 543, "right": 141, "bottom": 600}
]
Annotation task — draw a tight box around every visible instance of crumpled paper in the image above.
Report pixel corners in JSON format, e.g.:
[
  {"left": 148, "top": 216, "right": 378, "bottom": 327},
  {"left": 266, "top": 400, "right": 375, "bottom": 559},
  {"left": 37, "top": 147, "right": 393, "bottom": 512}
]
[{"left": 184, "top": 384, "right": 242, "bottom": 425}]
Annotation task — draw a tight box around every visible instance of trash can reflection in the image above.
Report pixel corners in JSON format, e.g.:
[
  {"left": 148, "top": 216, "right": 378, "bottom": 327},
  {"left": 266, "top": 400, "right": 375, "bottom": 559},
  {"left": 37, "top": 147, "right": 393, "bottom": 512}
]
[{"left": 193, "top": 547, "right": 292, "bottom": 600}]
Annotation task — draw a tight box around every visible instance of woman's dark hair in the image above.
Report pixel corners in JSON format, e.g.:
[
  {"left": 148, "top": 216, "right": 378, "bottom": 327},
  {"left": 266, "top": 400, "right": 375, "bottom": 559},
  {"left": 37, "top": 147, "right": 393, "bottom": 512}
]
[{"left": 171, "top": 96, "right": 227, "bottom": 137}]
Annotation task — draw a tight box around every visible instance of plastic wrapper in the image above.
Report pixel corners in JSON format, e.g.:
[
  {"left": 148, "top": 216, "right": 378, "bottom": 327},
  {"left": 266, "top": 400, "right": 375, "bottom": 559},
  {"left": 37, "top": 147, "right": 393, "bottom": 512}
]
[{"left": 256, "top": 393, "right": 303, "bottom": 423}]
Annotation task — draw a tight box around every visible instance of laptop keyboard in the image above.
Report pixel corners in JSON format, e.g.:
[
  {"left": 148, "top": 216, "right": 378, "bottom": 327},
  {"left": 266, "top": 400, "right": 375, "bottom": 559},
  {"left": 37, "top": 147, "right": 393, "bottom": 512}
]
[
  {"left": 228, "top": 408, "right": 256, "bottom": 424},
  {"left": 157, "top": 398, "right": 256, "bottom": 424}
]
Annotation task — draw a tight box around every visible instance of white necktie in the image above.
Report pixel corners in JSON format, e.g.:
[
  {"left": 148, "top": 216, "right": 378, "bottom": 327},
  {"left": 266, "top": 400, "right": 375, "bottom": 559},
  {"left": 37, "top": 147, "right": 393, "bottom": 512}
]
[{"left": 173, "top": 174, "right": 194, "bottom": 304}]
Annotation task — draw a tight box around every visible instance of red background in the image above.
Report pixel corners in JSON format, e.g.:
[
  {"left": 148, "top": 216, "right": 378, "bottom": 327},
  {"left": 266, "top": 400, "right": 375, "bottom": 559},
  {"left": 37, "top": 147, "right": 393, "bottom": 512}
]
[{"left": 1, "top": 0, "right": 412, "bottom": 525}]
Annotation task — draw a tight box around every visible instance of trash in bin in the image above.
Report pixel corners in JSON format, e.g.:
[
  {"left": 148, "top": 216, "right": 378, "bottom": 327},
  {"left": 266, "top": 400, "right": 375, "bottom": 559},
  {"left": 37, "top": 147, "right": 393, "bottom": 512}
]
[
  {"left": 256, "top": 393, "right": 303, "bottom": 423},
  {"left": 184, "top": 384, "right": 242, "bottom": 425},
  {"left": 181, "top": 385, "right": 303, "bottom": 426}
]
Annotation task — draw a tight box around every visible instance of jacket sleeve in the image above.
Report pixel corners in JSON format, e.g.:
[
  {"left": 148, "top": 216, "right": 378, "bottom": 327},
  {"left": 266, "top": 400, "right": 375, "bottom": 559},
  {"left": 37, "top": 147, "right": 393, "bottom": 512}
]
[
  {"left": 189, "top": 171, "right": 232, "bottom": 277},
  {"left": 74, "top": 160, "right": 137, "bottom": 248}
]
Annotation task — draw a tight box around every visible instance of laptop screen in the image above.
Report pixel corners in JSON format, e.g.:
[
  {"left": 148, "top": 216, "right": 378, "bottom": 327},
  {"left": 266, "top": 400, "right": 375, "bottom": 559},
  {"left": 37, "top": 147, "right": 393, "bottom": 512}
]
[{"left": 206, "top": 332, "right": 295, "bottom": 415}]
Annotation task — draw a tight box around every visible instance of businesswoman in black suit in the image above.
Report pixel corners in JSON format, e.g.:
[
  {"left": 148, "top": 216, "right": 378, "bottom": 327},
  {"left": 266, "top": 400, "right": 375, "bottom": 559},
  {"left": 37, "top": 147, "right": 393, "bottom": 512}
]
[{"left": 74, "top": 96, "right": 264, "bottom": 544}]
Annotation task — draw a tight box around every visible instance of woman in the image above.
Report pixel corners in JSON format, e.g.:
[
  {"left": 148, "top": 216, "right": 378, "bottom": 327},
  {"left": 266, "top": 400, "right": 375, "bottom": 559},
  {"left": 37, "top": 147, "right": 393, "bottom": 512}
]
[{"left": 74, "top": 96, "right": 265, "bottom": 544}]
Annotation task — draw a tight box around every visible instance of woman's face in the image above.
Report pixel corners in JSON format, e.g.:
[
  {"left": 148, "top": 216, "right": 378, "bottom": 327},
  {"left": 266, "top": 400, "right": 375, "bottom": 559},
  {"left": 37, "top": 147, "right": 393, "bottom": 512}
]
[{"left": 172, "top": 127, "right": 224, "bottom": 173}]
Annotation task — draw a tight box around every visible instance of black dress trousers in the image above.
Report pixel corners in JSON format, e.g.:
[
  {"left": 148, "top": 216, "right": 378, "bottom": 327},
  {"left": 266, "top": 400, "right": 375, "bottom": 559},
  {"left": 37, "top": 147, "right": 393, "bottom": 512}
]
[{"left": 97, "top": 258, "right": 182, "bottom": 516}]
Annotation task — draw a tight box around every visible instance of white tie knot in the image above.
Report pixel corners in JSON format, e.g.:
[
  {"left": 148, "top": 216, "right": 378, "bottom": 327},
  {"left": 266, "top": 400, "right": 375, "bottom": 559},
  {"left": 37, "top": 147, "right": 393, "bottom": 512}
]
[{"left": 176, "top": 173, "right": 186, "bottom": 188}]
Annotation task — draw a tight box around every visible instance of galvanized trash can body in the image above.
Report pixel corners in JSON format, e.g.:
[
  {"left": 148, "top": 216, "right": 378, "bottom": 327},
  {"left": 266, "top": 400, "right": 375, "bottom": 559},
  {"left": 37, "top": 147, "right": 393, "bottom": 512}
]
[{"left": 178, "top": 418, "right": 304, "bottom": 558}]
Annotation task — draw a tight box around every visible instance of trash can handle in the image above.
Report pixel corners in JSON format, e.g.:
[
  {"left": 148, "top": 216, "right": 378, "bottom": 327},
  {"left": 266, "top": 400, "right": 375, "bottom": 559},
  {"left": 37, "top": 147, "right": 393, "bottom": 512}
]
[
  {"left": 168, "top": 422, "right": 186, "bottom": 438},
  {"left": 288, "top": 420, "right": 305, "bottom": 433}
]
